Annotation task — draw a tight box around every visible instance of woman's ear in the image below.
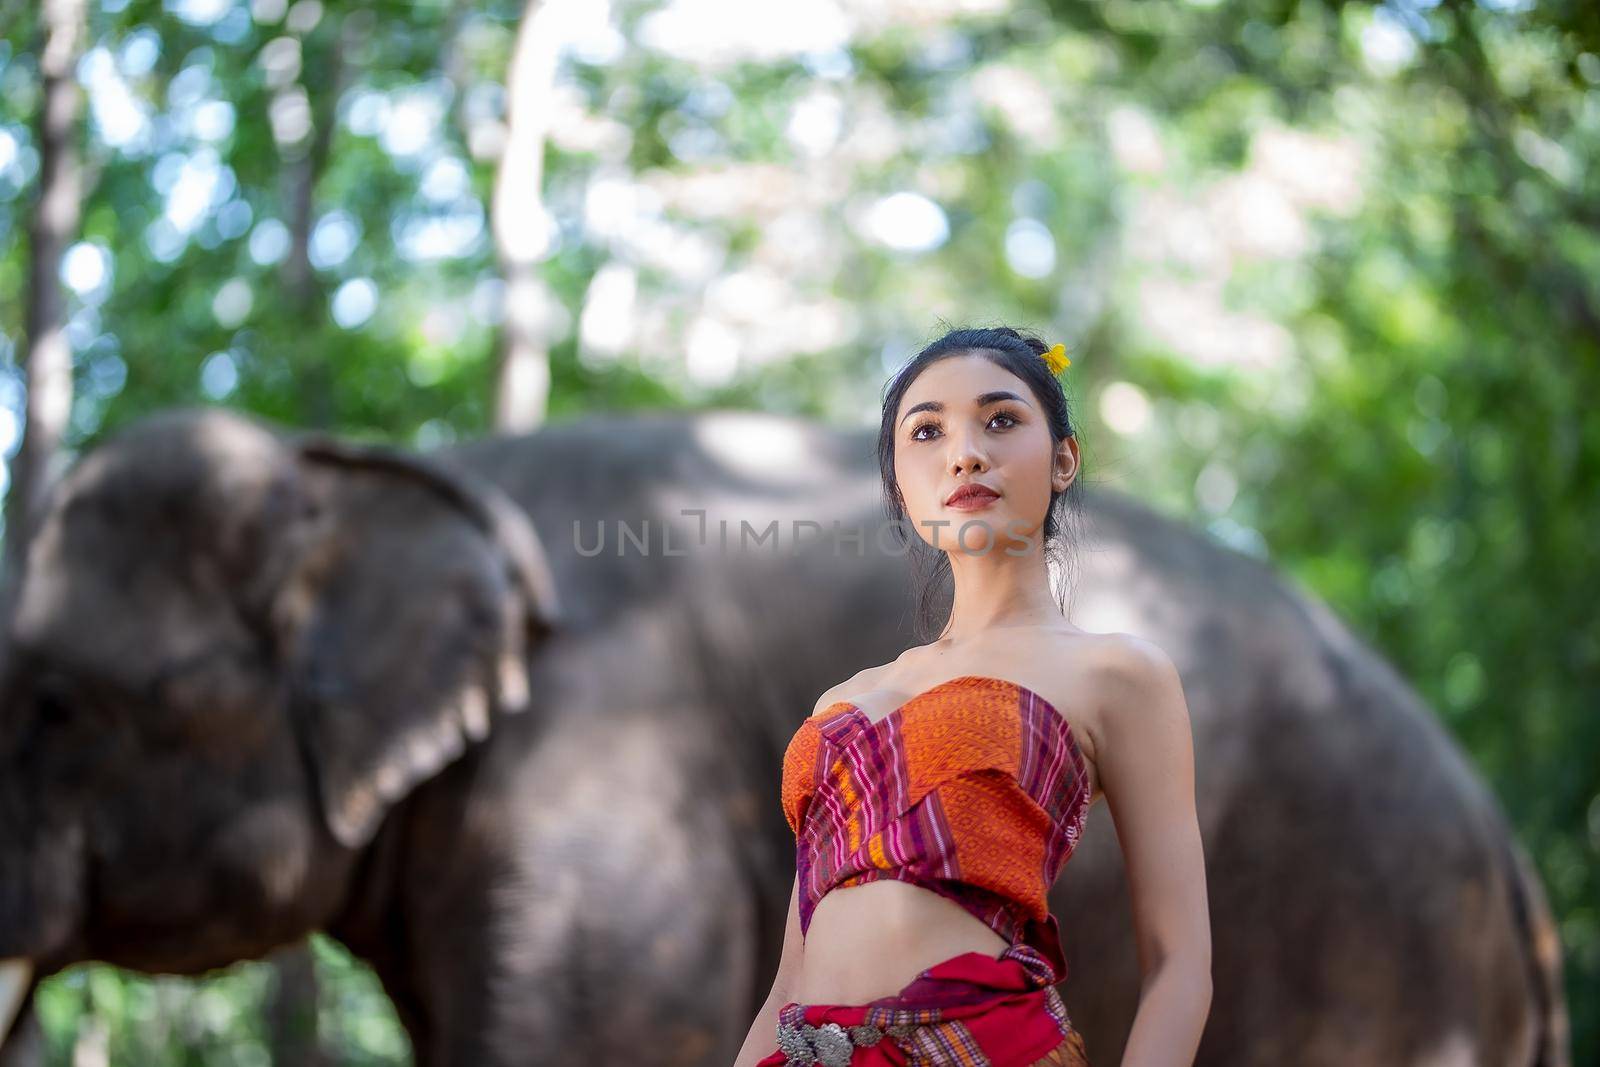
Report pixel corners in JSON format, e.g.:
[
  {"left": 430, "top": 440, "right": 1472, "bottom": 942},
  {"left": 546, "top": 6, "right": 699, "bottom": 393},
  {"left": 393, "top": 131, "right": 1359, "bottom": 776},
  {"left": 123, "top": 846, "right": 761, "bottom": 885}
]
[{"left": 1053, "top": 435, "right": 1079, "bottom": 493}]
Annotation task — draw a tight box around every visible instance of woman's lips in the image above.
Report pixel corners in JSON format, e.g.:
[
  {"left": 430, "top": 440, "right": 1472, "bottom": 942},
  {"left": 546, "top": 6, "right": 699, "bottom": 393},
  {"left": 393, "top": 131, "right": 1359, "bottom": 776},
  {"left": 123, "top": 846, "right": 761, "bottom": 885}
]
[{"left": 945, "top": 488, "right": 1000, "bottom": 511}]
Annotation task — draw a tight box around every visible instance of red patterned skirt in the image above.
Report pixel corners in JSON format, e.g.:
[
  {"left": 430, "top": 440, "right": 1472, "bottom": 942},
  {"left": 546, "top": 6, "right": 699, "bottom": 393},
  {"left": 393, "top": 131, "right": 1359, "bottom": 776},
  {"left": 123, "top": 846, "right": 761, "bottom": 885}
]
[{"left": 754, "top": 943, "right": 1090, "bottom": 1067}]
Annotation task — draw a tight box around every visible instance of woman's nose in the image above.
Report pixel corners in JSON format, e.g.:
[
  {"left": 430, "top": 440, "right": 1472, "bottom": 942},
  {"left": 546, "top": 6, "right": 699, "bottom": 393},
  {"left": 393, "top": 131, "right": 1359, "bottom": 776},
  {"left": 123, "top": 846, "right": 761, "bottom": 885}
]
[{"left": 948, "top": 436, "right": 989, "bottom": 475}]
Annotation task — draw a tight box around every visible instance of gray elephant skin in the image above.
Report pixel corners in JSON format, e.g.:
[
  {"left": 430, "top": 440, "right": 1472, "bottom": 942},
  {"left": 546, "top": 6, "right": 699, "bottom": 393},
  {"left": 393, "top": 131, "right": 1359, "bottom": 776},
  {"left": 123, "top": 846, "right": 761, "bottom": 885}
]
[{"left": 0, "top": 406, "right": 1567, "bottom": 1066}]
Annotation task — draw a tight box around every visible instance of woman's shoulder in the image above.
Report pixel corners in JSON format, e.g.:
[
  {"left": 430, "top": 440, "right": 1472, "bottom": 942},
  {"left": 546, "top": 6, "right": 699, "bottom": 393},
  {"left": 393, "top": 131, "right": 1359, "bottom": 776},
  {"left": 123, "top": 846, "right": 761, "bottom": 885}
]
[
  {"left": 1025, "top": 629, "right": 1178, "bottom": 757},
  {"left": 807, "top": 656, "right": 903, "bottom": 718},
  {"left": 1030, "top": 625, "right": 1172, "bottom": 677},
  {"left": 1076, "top": 630, "right": 1180, "bottom": 694},
  {"left": 806, "top": 668, "right": 883, "bottom": 716},
  {"left": 1062, "top": 631, "right": 1185, "bottom": 752}
]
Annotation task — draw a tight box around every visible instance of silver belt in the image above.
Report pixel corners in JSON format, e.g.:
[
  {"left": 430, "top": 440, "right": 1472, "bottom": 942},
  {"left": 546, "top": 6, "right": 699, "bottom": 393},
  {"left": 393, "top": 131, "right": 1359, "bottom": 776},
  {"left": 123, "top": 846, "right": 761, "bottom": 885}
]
[{"left": 775, "top": 1018, "right": 920, "bottom": 1067}]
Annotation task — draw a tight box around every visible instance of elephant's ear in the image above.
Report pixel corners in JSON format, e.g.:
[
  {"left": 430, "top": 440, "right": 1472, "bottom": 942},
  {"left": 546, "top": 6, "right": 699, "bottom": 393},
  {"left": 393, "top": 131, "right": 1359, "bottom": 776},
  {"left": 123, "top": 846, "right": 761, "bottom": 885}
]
[{"left": 276, "top": 435, "right": 561, "bottom": 849}]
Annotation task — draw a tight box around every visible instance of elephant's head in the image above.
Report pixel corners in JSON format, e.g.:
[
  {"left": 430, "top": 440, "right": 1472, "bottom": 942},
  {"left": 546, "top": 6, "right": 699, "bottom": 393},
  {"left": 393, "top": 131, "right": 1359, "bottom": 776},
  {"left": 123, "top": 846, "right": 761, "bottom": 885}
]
[{"left": 0, "top": 407, "right": 559, "bottom": 1022}]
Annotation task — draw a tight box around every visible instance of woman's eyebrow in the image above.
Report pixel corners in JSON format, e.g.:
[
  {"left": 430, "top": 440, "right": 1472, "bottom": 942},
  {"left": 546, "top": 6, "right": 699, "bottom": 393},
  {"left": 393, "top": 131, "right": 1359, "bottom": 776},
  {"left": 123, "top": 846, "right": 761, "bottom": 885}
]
[{"left": 899, "top": 390, "right": 1030, "bottom": 425}]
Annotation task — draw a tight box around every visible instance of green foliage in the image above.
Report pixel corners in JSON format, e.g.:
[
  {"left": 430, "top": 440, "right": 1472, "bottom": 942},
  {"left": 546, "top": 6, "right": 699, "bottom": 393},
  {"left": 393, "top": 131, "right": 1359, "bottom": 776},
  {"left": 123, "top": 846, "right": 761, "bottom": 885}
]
[
  {"left": 1, "top": 0, "right": 1596, "bottom": 1061},
  {"left": 32, "top": 936, "right": 407, "bottom": 1065}
]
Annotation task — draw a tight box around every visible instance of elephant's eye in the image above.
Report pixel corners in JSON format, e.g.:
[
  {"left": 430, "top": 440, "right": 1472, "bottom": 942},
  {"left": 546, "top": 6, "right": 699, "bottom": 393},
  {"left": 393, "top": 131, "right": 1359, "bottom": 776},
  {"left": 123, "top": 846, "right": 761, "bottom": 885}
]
[
  {"left": 32, "top": 674, "right": 78, "bottom": 728},
  {"left": 6, "top": 675, "right": 73, "bottom": 758}
]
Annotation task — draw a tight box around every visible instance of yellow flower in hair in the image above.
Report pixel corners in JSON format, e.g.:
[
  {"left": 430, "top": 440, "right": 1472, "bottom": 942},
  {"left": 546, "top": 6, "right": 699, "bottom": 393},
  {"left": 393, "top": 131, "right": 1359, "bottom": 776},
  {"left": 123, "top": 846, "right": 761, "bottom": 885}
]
[{"left": 1042, "top": 342, "right": 1072, "bottom": 374}]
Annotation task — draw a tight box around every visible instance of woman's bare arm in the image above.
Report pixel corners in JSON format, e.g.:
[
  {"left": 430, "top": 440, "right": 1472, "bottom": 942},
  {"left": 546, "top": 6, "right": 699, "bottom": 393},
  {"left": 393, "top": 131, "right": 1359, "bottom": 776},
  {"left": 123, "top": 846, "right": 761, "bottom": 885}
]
[
  {"left": 1094, "top": 635, "right": 1212, "bottom": 1066},
  {"left": 733, "top": 874, "right": 806, "bottom": 1067}
]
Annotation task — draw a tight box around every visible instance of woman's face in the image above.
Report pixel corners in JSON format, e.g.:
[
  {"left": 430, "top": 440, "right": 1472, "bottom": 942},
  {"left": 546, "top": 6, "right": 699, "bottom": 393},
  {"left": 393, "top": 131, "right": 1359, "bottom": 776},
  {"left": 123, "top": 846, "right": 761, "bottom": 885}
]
[{"left": 892, "top": 352, "right": 1074, "bottom": 554}]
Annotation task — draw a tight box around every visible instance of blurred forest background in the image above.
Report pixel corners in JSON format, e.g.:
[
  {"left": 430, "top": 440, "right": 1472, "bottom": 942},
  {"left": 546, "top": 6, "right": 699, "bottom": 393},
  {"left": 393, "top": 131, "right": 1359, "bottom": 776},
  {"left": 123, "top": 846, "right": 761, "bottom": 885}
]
[{"left": 0, "top": 0, "right": 1596, "bottom": 1062}]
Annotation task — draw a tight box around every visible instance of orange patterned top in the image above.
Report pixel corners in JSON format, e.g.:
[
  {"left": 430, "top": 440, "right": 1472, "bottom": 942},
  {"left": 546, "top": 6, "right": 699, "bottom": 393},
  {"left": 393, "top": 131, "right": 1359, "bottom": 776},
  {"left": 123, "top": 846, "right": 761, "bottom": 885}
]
[{"left": 780, "top": 674, "right": 1093, "bottom": 983}]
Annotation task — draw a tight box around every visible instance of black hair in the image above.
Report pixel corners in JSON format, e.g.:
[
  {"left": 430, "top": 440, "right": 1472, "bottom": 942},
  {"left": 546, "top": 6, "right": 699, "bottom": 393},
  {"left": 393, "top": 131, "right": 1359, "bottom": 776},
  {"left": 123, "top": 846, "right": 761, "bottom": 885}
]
[{"left": 875, "top": 323, "right": 1086, "bottom": 642}]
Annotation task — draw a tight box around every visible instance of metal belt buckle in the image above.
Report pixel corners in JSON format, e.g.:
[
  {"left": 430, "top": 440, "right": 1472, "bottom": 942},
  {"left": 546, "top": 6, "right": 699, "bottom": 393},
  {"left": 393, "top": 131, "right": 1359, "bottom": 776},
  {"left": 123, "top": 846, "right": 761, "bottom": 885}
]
[{"left": 775, "top": 1019, "right": 918, "bottom": 1066}]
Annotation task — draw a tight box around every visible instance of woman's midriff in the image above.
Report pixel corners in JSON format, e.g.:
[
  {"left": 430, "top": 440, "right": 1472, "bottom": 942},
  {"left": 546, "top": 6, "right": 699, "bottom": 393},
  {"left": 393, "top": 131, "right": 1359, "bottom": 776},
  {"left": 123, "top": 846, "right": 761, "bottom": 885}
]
[{"left": 786, "top": 878, "right": 1012, "bottom": 1004}]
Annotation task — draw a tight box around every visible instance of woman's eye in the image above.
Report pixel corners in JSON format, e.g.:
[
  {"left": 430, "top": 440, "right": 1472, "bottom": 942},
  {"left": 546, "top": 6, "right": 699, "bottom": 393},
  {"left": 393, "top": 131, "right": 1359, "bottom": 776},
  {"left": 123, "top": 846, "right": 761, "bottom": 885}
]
[{"left": 910, "top": 409, "right": 1020, "bottom": 442}]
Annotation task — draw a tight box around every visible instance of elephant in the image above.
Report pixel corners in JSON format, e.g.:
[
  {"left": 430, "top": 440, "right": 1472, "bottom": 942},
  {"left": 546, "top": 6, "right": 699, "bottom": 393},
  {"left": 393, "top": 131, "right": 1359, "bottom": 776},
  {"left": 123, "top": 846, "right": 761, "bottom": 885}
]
[{"left": 0, "top": 405, "right": 1568, "bottom": 1066}]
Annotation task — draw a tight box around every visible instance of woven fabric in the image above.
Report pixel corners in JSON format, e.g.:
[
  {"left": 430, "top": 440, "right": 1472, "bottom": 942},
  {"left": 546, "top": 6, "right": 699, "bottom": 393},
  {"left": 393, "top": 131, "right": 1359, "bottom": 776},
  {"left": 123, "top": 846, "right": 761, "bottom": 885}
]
[
  {"left": 780, "top": 675, "right": 1093, "bottom": 983},
  {"left": 754, "top": 942, "right": 1092, "bottom": 1067}
]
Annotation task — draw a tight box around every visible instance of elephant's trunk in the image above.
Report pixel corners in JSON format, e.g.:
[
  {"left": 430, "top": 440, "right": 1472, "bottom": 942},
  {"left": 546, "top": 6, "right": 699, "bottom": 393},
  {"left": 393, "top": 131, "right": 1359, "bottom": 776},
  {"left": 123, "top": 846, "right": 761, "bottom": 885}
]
[
  {"left": 0, "top": 960, "right": 30, "bottom": 1046},
  {"left": 0, "top": 639, "right": 87, "bottom": 971},
  {"left": 0, "top": 747, "right": 85, "bottom": 973}
]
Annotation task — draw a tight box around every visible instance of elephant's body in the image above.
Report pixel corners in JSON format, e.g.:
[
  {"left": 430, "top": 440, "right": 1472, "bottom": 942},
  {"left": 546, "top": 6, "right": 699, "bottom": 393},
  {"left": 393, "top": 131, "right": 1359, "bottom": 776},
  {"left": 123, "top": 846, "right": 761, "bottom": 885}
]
[{"left": 0, "top": 408, "right": 1567, "bottom": 1066}]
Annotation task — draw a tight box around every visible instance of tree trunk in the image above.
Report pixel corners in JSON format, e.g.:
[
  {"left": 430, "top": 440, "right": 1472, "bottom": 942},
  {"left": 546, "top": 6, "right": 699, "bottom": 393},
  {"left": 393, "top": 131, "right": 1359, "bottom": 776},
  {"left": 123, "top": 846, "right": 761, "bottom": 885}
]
[
  {"left": 277, "top": 11, "right": 356, "bottom": 431},
  {"left": 2, "top": 0, "right": 86, "bottom": 597},
  {"left": 267, "top": 940, "right": 323, "bottom": 1067},
  {"left": 491, "top": 0, "right": 563, "bottom": 434}
]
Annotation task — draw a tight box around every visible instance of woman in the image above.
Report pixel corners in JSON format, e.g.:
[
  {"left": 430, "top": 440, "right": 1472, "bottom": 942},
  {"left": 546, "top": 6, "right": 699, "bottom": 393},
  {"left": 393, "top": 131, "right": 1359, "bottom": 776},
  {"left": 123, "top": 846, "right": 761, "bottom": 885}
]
[{"left": 734, "top": 327, "right": 1212, "bottom": 1067}]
